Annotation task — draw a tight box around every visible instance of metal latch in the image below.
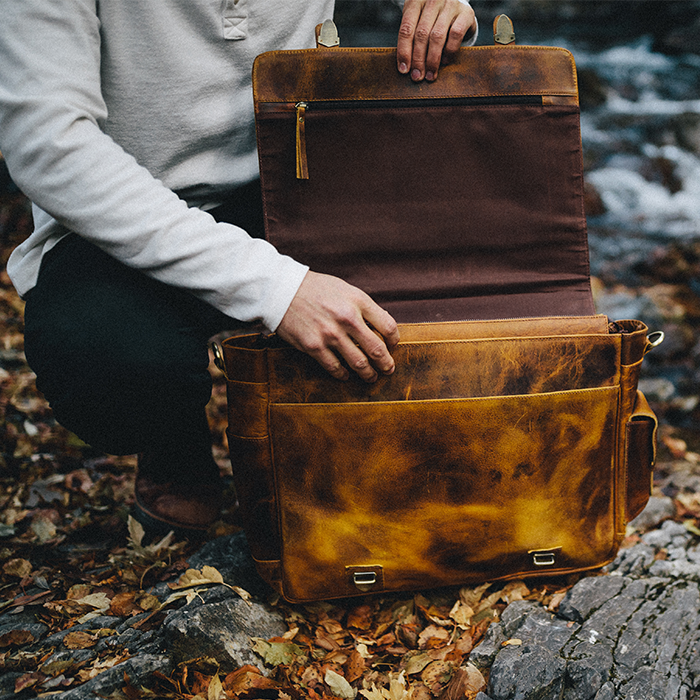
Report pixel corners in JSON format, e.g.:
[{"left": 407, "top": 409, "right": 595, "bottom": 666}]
[
  {"left": 494, "top": 15, "right": 515, "bottom": 45},
  {"left": 353, "top": 571, "right": 376, "bottom": 587},
  {"left": 210, "top": 342, "right": 228, "bottom": 379},
  {"left": 347, "top": 565, "right": 383, "bottom": 592},
  {"left": 317, "top": 19, "right": 340, "bottom": 48},
  {"left": 529, "top": 547, "right": 562, "bottom": 567}
]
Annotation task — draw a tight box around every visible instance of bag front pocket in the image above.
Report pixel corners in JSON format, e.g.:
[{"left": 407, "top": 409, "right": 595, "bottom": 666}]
[{"left": 270, "top": 386, "right": 620, "bottom": 603}]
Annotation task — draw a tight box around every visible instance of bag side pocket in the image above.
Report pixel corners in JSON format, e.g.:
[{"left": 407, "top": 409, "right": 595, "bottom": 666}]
[{"left": 625, "top": 390, "right": 658, "bottom": 522}]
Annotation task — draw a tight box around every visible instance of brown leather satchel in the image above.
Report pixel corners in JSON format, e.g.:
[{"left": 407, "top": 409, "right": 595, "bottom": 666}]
[{"left": 215, "top": 17, "right": 662, "bottom": 603}]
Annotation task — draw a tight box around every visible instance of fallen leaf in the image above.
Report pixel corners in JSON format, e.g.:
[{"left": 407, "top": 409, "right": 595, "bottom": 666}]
[
  {"left": 501, "top": 581, "right": 530, "bottom": 604},
  {"left": 405, "top": 652, "right": 433, "bottom": 675},
  {"left": 14, "top": 672, "right": 43, "bottom": 693},
  {"left": 77, "top": 592, "right": 112, "bottom": 610},
  {"left": 417, "top": 624, "right": 450, "bottom": 650},
  {"left": 546, "top": 590, "right": 569, "bottom": 612},
  {"left": 0, "top": 629, "right": 35, "bottom": 647},
  {"left": 356, "top": 643, "right": 372, "bottom": 659},
  {"left": 168, "top": 566, "right": 251, "bottom": 601},
  {"left": 40, "top": 660, "right": 76, "bottom": 677},
  {"left": 454, "top": 630, "right": 473, "bottom": 656},
  {"left": 63, "top": 631, "right": 98, "bottom": 649},
  {"left": 31, "top": 511, "right": 57, "bottom": 543},
  {"left": 325, "top": 669, "right": 356, "bottom": 699},
  {"left": 676, "top": 494, "right": 700, "bottom": 518},
  {"left": 360, "top": 687, "right": 386, "bottom": 700},
  {"left": 684, "top": 519, "right": 700, "bottom": 537},
  {"left": 223, "top": 665, "right": 278, "bottom": 694},
  {"left": 161, "top": 588, "right": 205, "bottom": 608},
  {"left": 344, "top": 649, "right": 366, "bottom": 683},
  {"left": 208, "top": 672, "right": 224, "bottom": 700},
  {"left": 137, "top": 592, "right": 161, "bottom": 611},
  {"left": 3, "top": 557, "right": 32, "bottom": 578},
  {"left": 110, "top": 591, "right": 141, "bottom": 617},
  {"left": 347, "top": 604, "right": 373, "bottom": 631},
  {"left": 67, "top": 584, "right": 92, "bottom": 600},
  {"left": 172, "top": 566, "right": 225, "bottom": 589},
  {"left": 128, "top": 516, "right": 145, "bottom": 547},
  {"left": 420, "top": 660, "right": 453, "bottom": 695},
  {"left": 448, "top": 600, "right": 474, "bottom": 628},
  {"left": 458, "top": 583, "right": 491, "bottom": 610},
  {"left": 76, "top": 652, "right": 129, "bottom": 681},
  {"left": 663, "top": 435, "right": 687, "bottom": 459},
  {"left": 439, "top": 664, "right": 486, "bottom": 699},
  {"left": 387, "top": 670, "right": 410, "bottom": 700},
  {"left": 252, "top": 638, "right": 305, "bottom": 666},
  {"left": 502, "top": 638, "right": 522, "bottom": 646}
]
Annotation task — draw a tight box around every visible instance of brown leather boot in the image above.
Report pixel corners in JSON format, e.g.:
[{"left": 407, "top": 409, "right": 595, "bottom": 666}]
[{"left": 132, "top": 476, "right": 223, "bottom": 540}]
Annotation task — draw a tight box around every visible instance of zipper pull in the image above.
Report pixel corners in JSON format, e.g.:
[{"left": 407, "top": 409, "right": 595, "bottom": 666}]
[{"left": 295, "top": 101, "right": 309, "bottom": 180}]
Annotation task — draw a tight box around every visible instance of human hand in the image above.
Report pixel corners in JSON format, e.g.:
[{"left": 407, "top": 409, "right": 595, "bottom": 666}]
[
  {"left": 397, "top": 0, "right": 477, "bottom": 82},
  {"left": 276, "top": 271, "right": 400, "bottom": 383}
]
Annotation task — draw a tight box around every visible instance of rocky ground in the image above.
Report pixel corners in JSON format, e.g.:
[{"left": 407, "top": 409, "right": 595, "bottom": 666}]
[{"left": 3, "top": 2, "right": 700, "bottom": 699}]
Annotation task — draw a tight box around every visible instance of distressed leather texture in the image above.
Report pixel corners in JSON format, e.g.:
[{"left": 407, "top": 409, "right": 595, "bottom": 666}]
[
  {"left": 222, "top": 318, "right": 657, "bottom": 602},
  {"left": 220, "top": 37, "right": 659, "bottom": 602}
]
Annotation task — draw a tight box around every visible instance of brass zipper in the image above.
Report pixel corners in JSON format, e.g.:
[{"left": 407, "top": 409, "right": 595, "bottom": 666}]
[{"left": 295, "top": 101, "right": 309, "bottom": 180}]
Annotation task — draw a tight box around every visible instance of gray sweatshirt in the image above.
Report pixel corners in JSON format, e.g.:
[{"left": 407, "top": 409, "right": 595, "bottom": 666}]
[
  {"left": 0, "top": 0, "right": 474, "bottom": 331},
  {"left": 0, "top": 0, "right": 337, "bottom": 330}
]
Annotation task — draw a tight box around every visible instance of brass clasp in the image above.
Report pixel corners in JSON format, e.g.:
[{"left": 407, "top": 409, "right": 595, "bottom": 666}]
[
  {"left": 346, "top": 565, "right": 383, "bottom": 592},
  {"left": 529, "top": 547, "right": 562, "bottom": 567}
]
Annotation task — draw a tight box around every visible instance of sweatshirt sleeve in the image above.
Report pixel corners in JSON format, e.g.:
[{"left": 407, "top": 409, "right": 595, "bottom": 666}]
[{"left": 0, "top": 0, "right": 308, "bottom": 331}]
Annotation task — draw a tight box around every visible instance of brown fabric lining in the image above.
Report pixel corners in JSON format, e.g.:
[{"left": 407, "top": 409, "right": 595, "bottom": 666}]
[{"left": 257, "top": 102, "right": 592, "bottom": 321}]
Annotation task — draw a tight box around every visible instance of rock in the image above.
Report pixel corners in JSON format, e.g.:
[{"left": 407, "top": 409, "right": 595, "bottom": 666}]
[
  {"left": 564, "top": 642, "right": 613, "bottom": 700},
  {"left": 49, "top": 654, "right": 172, "bottom": 700},
  {"left": 163, "top": 596, "right": 286, "bottom": 673},
  {"left": 672, "top": 112, "right": 700, "bottom": 156},
  {"left": 558, "top": 575, "right": 625, "bottom": 624},
  {"left": 469, "top": 620, "right": 506, "bottom": 669},
  {"left": 627, "top": 495, "right": 675, "bottom": 532},
  {"left": 577, "top": 68, "right": 609, "bottom": 111},
  {"left": 483, "top": 576, "right": 700, "bottom": 699},
  {"left": 43, "top": 648, "right": 97, "bottom": 666},
  {"left": 653, "top": 12, "right": 700, "bottom": 56},
  {"left": 584, "top": 180, "right": 607, "bottom": 217},
  {"left": 594, "top": 682, "right": 615, "bottom": 700},
  {"left": 0, "top": 613, "right": 49, "bottom": 645},
  {"left": 486, "top": 607, "right": 577, "bottom": 700},
  {"left": 186, "top": 531, "right": 273, "bottom": 600}
]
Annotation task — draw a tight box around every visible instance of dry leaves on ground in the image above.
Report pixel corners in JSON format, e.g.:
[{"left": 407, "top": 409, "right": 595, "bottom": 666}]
[{"left": 146, "top": 579, "right": 573, "bottom": 700}]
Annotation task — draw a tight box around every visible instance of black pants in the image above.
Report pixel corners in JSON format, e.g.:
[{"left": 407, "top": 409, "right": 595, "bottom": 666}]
[{"left": 23, "top": 180, "right": 265, "bottom": 484}]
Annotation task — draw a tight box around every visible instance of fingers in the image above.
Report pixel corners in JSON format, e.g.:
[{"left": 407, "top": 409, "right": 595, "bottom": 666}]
[
  {"left": 397, "top": 0, "right": 427, "bottom": 79},
  {"left": 276, "top": 271, "right": 400, "bottom": 383},
  {"left": 397, "top": 0, "right": 477, "bottom": 82}
]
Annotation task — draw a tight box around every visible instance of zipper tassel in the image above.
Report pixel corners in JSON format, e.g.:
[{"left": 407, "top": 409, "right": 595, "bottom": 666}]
[{"left": 295, "top": 102, "right": 309, "bottom": 180}]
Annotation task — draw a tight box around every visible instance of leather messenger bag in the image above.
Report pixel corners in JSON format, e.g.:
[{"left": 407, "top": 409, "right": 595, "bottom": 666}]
[{"left": 214, "top": 17, "right": 663, "bottom": 603}]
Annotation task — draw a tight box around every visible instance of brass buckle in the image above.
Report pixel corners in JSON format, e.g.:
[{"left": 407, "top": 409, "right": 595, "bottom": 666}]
[
  {"left": 346, "top": 565, "right": 383, "bottom": 592},
  {"left": 528, "top": 547, "right": 562, "bottom": 567}
]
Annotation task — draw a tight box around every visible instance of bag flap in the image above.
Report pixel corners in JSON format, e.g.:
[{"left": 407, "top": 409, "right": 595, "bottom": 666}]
[{"left": 253, "top": 42, "right": 595, "bottom": 323}]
